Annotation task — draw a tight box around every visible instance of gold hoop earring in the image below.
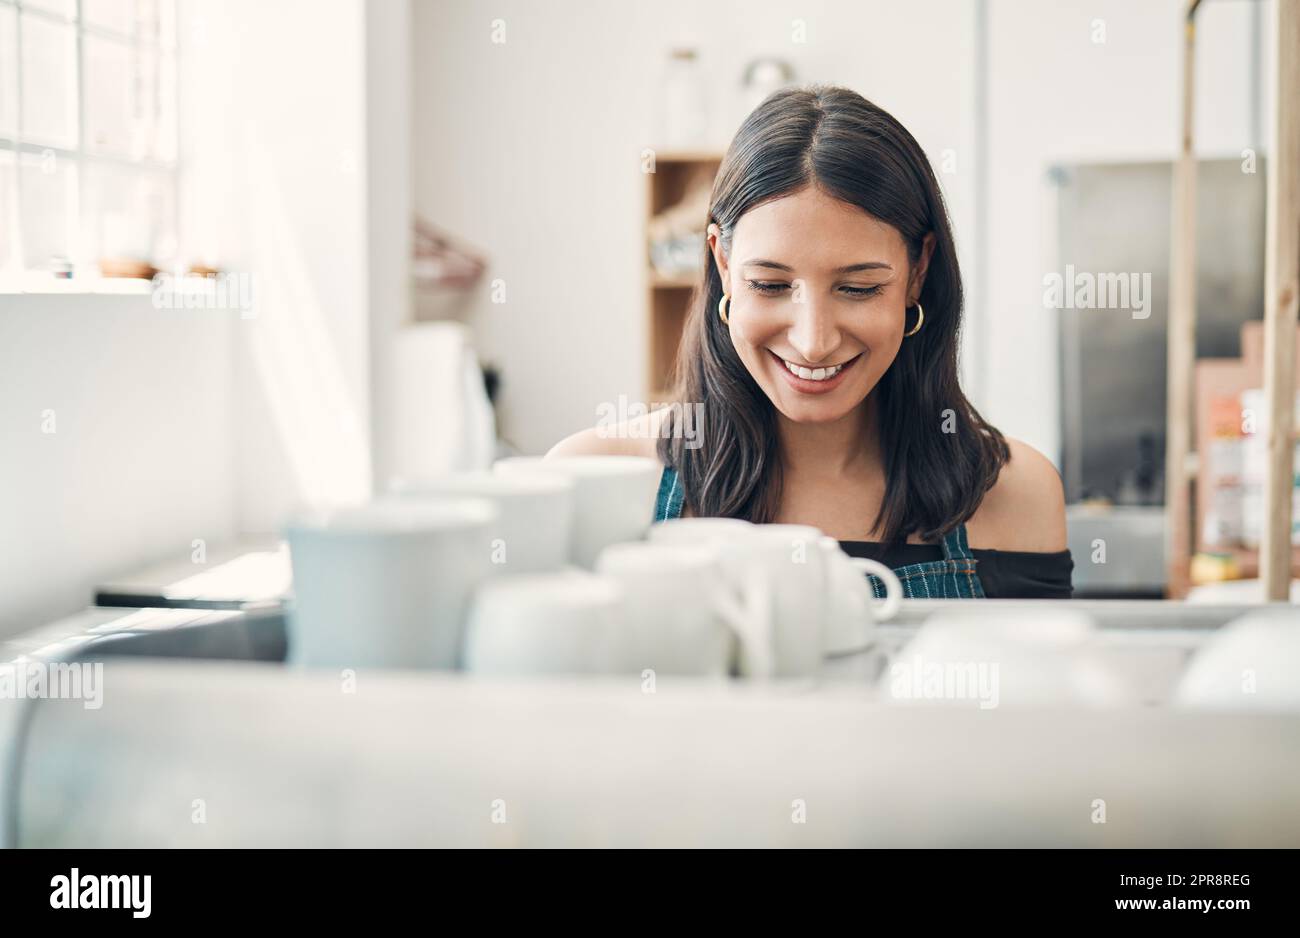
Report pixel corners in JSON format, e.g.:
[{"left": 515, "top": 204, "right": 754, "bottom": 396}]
[
  {"left": 718, "top": 293, "right": 730, "bottom": 325},
  {"left": 904, "top": 302, "right": 925, "bottom": 337}
]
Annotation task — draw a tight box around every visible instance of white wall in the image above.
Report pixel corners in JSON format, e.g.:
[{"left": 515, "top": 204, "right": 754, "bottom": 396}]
[
  {"left": 364, "top": 0, "right": 414, "bottom": 493},
  {"left": 411, "top": 0, "right": 980, "bottom": 456},
  {"left": 179, "top": 0, "right": 381, "bottom": 531},
  {"left": 0, "top": 294, "right": 235, "bottom": 636}
]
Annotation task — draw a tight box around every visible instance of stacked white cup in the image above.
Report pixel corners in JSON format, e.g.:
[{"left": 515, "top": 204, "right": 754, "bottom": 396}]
[
  {"left": 648, "top": 518, "right": 902, "bottom": 678},
  {"left": 391, "top": 469, "right": 574, "bottom": 574},
  {"left": 289, "top": 459, "right": 902, "bottom": 680},
  {"left": 493, "top": 456, "right": 662, "bottom": 568}
]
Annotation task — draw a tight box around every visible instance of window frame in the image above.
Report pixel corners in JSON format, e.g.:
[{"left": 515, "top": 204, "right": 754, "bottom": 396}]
[{"left": 0, "top": 0, "right": 179, "bottom": 283}]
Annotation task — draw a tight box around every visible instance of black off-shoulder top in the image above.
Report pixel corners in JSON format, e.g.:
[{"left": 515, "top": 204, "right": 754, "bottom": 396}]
[{"left": 838, "top": 540, "right": 1074, "bottom": 599}]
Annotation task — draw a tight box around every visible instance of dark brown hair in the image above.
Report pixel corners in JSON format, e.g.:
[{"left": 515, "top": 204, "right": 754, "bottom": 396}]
[{"left": 658, "top": 85, "right": 1008, "bottom": 544}]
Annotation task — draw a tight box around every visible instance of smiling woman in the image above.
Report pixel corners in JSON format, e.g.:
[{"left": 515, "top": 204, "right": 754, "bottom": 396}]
[{"left": 550, "top": 85, "right": 1071, "bottom": 599}]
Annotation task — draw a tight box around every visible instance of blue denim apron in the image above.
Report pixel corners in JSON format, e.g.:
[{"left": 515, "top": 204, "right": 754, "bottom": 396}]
[{"left": 652, "top": 465, "right": 986, "bottom": 599}]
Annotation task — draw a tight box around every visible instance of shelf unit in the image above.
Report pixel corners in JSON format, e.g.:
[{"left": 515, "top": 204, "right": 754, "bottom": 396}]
[
  {"left": 1167, "top": 0, "right": 1300, "bottom": 598},
  {"left": 1194, "top": 323, "right": 1300, "bottom": 581},
  {"left": 644, "top": 151, "right": 723, "bottom": 401}
]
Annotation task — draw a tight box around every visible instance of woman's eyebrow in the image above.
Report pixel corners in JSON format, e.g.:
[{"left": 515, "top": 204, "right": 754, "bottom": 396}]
[
  {"left": 741, "top": 258, "right": 893, "bottom": 273},
  {"left": 835, "top": 261, "right": 893, "bottom": 273}
]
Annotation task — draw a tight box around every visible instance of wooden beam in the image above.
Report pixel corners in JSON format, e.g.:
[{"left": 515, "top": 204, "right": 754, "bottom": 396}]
[
  {"left": 1261, "top": 0, "right": 1300, "bottom": 601},
  {"left": 1164, "top": 0, "right": 1203, "bottom": 599}
]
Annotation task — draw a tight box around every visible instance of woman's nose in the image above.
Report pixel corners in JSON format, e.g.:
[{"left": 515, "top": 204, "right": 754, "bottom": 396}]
[{"left": 786, "top": 301, "right": 842, "bottom": 364}]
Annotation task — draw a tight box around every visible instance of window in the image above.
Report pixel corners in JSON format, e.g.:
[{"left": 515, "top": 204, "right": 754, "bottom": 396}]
[{"left": 0, "top": 0, "right": 177, "bottom": 283}]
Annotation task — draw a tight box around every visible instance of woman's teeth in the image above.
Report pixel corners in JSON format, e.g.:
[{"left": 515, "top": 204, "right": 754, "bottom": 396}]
[{"left": 781, "top": 358, "right": 847, "bottom": 381}]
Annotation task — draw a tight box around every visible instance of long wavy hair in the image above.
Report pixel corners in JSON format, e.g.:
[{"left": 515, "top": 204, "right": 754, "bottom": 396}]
[{"left": 657, "top": 85, "right": 1008, "bottom": 544}]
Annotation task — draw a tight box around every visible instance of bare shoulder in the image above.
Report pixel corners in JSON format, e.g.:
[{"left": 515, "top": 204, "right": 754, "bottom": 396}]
[
  {"left": 545, "top": 407, "right": 668, "bottom": 460},
  {"left": 965, "top": 437, "right": 1067, "bottom": 552}
]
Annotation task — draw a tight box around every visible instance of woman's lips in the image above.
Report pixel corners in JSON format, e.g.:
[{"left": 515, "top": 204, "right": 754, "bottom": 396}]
[{"left": 769, "top": 349, "right": 861, "bottom": 395}]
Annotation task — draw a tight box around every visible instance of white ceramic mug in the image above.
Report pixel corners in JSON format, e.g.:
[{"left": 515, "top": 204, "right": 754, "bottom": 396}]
[
  {"left": 744, "top": 525, "right": 901, "bottom": 677},
  {"left": 494, "top": 456, "right": 662, "bottom": 568},
  {"left": 652, "top": 520, "right": 902, "bottom": 677},
  {"left": 390, "top": 469, "right": 574, "bottom": 574},
  {"left": 595, "top": 541, "right": 768, "bottom": 676},
  {"left": 819, "top": 536, "right": 903, "bottom": 654},
  {"left": 285, "top": 497, "right": 497, "bottom": 670},
  {"left": 463, "top": 570, "right": 626, "bottom": 675},
  {"left": 647, "top": 517, "right": 758, "bottom": 546}
]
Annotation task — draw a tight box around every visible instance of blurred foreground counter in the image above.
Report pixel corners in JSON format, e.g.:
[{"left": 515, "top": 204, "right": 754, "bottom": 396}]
[{"left": 9, "top": 654, "right": 1300, "bottom": 848}]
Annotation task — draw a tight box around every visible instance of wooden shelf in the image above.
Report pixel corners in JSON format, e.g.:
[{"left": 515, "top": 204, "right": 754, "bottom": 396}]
[
  {"left": 1191, "top": 545, "right": 1300, "bottom": 584},
  {"left": 644, "top": 151, "right": 723, "bottom": 397},
  {"left": 1193, "top": 323, "right": 1300, "bottom": 579},
  {"left": 1169, "top": 0, "right": 1300, "bottom": 598},
  {"left": 648, "top": 270, "right": 700, "bottom": 289},
  {"left": 650, "top": 149, "right": 726, "bottom": 164}
]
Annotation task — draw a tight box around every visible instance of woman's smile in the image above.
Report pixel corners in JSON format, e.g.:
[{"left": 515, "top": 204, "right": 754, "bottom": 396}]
[{"left": 768, "top": 349, "right": 862, "bottom": 394}]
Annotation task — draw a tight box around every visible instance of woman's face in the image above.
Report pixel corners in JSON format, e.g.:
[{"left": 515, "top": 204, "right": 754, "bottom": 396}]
[{"left": 709, "top": 186, "right": 932, "bottom": 425}]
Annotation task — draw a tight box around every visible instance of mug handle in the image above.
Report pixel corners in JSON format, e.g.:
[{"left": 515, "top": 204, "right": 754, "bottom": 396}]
[
  {"left": 845, "top": 557, "right": 903, "bottom": 623},
  {"left": 712, "top": 569, "right": 775, "bottom": 679}
]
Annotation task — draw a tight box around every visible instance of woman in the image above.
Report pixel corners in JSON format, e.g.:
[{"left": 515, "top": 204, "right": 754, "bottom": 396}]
[{"left": 550, "top": 85, "right": 1072, "bottom": 599}]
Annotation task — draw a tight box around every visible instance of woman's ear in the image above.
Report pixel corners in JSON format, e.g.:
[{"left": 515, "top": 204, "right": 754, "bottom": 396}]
[
  {"left": 907, "top": 232, "right": 937, "bottom": 305},
  {"left": 707, "top": 223, "right": 730, "bottom": 289}
]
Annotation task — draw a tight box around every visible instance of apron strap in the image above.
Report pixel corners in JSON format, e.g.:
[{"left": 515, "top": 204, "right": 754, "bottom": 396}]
[
  {"left": 940, "top": 523, "right": 975, "bottom": 561},
  {"left": 654, "top": 465, "right": 684, "bottom": 521}
]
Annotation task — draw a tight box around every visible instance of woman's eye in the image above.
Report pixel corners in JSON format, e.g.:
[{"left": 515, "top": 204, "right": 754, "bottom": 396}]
[{"left": 744, "top": 281, "right": 884, "bottom": 298}]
